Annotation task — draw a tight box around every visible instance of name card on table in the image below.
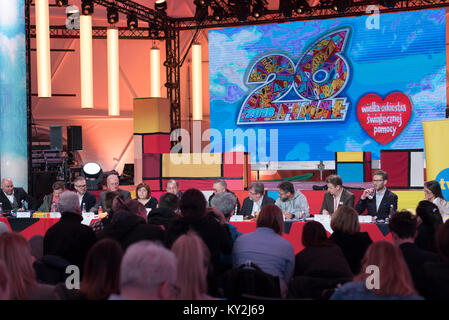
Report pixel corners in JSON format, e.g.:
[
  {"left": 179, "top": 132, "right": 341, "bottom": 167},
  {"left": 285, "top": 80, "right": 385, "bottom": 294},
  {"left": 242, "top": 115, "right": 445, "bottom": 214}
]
[
  {"left": 50, "top": 212, "right": 61, "bottom": 219},
  {"left": 230, "top": 215, "right": 244, "bottom": 222},
  {"left": 313, "top": 214, "right": 330, "bottom": 223},
  {"left": 358, "top": 216, "right": 373, "bottom": 223},
  {"left": 16, "top": 211, "right": 31, "bottom": 218}
]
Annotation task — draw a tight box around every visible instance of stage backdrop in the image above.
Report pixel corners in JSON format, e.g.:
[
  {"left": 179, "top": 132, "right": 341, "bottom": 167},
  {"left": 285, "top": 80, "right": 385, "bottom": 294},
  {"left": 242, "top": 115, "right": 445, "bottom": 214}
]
[
  {"left": 209, "top": 9, "right": 447, "bottom": 162},
  {"left": 0, "top": 1, "right": 27, "bottom": 189}
]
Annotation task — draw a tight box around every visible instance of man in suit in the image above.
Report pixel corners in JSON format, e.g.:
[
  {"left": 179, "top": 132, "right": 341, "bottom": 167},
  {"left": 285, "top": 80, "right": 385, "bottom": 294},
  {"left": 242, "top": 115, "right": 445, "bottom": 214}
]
[
  {"left": 355, "top": 170, "right": 398, "bottom": 220},
  {"left": 320, "top": 175, "right": 355, "bottom": 215},
  {"left": 91, "top": 173, "right": 131, "bottom": 213},
  {"left": 0, "top": 178, "right": 36, "bottom": 213},
  {"left": 208, "top": 179, "right": 241, "bottom": 214},
  {"left": 239, "top": 182, "right": 275, "bottom": 217},
  {"left": 74, "top": 176, "right": 97, "bottom": 212}
]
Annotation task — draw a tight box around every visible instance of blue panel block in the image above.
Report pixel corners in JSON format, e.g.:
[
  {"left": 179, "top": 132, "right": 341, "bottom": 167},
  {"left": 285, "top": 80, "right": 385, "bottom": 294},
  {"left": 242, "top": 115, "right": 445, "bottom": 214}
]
[
  {"left": 267, "top": 190, "right": 279, "bottom": 201},
  {"left": 336, "top": 163, "right": 364, "bottom": 183}
]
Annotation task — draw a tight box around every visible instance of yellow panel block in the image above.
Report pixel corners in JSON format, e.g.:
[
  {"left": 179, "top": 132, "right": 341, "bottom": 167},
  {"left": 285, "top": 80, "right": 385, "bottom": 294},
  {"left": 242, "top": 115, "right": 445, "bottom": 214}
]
[
  {"left": 129, "top": 190, "right": 136, "bottom": 199},
  {"left": 162, "top": 153, "right": 222, "bottom": 178},
  {"left": 133, "top": 98, "right": 171, "bottom": 134},
  {"left": 336, "top": 152, "right": 364, "bottom": 162},
  {"left": 394, "top": 190, "right": 424, "bottom": 213}
]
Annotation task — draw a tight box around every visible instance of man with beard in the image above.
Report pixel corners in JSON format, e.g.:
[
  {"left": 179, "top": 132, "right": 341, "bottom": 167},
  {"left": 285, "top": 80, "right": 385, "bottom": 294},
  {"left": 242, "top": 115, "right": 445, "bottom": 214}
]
[{"left": 275, "top": 181, "right": 310, "bottom": 220}]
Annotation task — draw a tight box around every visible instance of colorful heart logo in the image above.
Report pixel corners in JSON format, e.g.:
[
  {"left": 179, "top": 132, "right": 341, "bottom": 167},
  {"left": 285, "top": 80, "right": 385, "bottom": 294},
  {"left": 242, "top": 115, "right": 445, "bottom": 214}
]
[{"left": 357, "top": 92, "right": 412, "bottom": 145}]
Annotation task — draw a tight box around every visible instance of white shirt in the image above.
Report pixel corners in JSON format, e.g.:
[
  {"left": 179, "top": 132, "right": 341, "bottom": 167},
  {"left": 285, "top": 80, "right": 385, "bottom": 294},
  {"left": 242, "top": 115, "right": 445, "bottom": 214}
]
[
  {"left": 251, "top": 196, "right": 264, "bottom": 215},
  {"left": 333, "top": 190, "right": 343, "bottom": 211},
  {"left": 3, "top": 191, "right": 14, "bottom": 205},
  {"left": 376, "top": 189, "right": 386, "bottom": 212},
  {"left": 433, "top": 197, "right": 449, "bottom": 218},
  {"left": 78, "top": 193, "right": 84, "bottom": 206}
]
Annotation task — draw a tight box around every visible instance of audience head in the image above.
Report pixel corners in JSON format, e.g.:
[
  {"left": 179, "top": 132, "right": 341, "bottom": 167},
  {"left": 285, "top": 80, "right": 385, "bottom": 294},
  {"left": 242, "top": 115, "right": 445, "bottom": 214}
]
[
  {"left": 277, "top": 181, "right": 295, "bottom": 201},
  {"left": 326, "top": 174, "right": 343, "bottom": 196},
  {"left": 74, "top": 176, "right": 87, "bottom": 196},
  {"left": 158, "top": 193, "right": 179, "bottom": 212},
  {"left": 179, "top": 189, "right": 207, "bottom": 218},
  {"left": 1, "top": 178, "right": 14, "bottom": 196},
  {"left": 373, "top": 170, "right": 388, "bottom": 191},
  {"left": 355, "top": 241, "right": 416, "bottom": 297},
  {"left": 331, "top": 206, "right": 360, "bottom": 234},
  {"left": 302, "top": 221, "right": 332, "bottom": 248},
  {"left": 113, "top": 198, "right": 147, "bottom": 222},
  {"left": 213, "top": 179, "right": 227, "bottom": 195},
  {"left": 166, "top": 179, "right": 180, "bottom": 195},
  {"left": 28, "top": 235, "right": 44, "bottom": 261},
  {"left": 424, "top": 180, "right": 445, "bottom": 201},
  {"left": 435, "top": 220, "right": 449, "bottom": 261},
  {"left": 0, "top": 259, "right": 10, "bottom": 300},
  {"left": 0, "top": 222, "right": 9, "bottom": 235},
  {"left": 119, "top": 241, "right": 177, "bottom": 300},
  {"left": 0, "top": 232, "right": 36, "bottom": 300},
  {"left": 211, "top": 192, "right": 236, "bottom": 220},
  {"left": 58, "top": 191, "right": 81, "bottom": 214},
  {"left": 171, "top": 231, "right": 211, "bottom": 300},
  {"left": 104, "top": 191, "right": 121, "bottom": 213},
  {"left": 248, "top": 182, "right": 265, "bottom": 202},
  {"left": 81, "top": 239, "right": 123, "bottom": 300},
  {"left": 415, "top": 200, "right": 443, "bottom": 227},
  {"left": 136, "top": 183, "right": 151, "bottom": 200},
  {"left": 256, "top": 204, "right": 284, "bottom": 235},
  {"left": 388, "top": 210, "right": 418, "bottom": 241},
  {"left": 52, "top": 181, "right": 65, "bottom": 198},
  {"left": 106, "top": 174, "right": 120, "bottom": 192}
]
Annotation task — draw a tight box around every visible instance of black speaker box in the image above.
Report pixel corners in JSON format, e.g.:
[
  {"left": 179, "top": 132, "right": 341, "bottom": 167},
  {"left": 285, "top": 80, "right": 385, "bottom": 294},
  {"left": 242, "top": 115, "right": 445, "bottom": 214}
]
[
  {"left": 67, "top": 126, "right": 82, "bottom": 151},
  {"left": 50, "top": 125, "right": 63, "bottom": 151}
]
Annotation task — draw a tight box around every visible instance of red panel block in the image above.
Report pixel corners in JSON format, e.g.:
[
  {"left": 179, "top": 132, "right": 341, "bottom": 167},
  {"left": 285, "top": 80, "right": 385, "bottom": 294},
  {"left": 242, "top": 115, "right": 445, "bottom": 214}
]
[
  {"left": 142, "top": 154, "right": 161, "bottom": 179},
  {"left": 143, "top": 134, "right": 171, "bottom": 154},
  {"left": 143, "top": 179, "right": 161, "bottom": 191},
  {"left": 381, "top": 151, "right": 409, "bottom": 188}
]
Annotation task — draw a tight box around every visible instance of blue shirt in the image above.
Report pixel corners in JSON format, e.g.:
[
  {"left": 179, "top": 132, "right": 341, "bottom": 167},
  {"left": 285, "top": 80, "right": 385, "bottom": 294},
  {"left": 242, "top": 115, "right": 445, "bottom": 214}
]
[
  {"left": 232, "top": 227, "right": 295, "bottom": 283},
  {"left": 330, "top": 281, "right": 423, "bottom": 300}
]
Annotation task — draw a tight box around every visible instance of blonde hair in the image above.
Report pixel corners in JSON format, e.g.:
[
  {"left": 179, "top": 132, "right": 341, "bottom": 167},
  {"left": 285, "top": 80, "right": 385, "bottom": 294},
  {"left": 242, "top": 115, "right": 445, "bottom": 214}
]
[
  {"left": 331, "top": 206, "right": 361, "bottom": 234},
  {"left": 0, "top": 233, "right": 36, "bottom": 300},
  {"left": 171, "top": 231, "right": 211, "bottom": 300}
]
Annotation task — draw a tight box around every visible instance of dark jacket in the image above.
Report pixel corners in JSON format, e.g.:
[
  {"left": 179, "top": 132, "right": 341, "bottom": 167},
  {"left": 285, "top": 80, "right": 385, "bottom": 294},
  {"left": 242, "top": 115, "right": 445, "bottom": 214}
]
[
  {"left": 38, "top": 193, "right": 55, "bottom": 212},
  {"left": 208, "top": 190, "right": 241, "bottom": 215},
  {"left": 421, "top": 261, "right": 449, "bottom": 300},
  {"left": 320, "top": 189, "right": 355, "bottom": 215},
  {"left": 415, "top": 224, "right": 439, "bottom": 253},
  {"left": 43, "top": 211, "right": 97, "bottom": 273},
  {"left": 329, "top": 230, "right": 373, "bottom": 275},
  {"left": 239, "top": 195, "right": 276, "bottom": 217},
  {"left": 147, "top": 207, "right": 176, "bottom": 230},
  {"left": 0, "top": 188, "right": 36, "bottom": 212},
  {"left": 81, "top": 191, "right": 97, "bottom": 212},
  {"left": 355, "top": 188, "right": 398, "bottom": 220},
  {"left": 140, "top": 197, "right": 158, "bottom": 210},
  {"left": 98, "top": 210, "right": 165, "bottom": 250},
  {"left": 91, "top": 189, "right": 131, "bottom": 213},
  {"left": 399, "top": 242, "right": 440, "bottom": 297}
]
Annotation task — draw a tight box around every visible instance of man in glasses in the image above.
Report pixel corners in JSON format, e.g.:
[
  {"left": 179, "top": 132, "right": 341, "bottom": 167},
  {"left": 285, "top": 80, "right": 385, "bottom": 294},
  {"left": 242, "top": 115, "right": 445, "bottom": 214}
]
[
  {"left": 239, "top": 182, "right": 275, "bottom": 217},
  {"left": 74, "top": 176, "right": 97, "bottom": 212},
  {"left": 355, "top": 170, "right": 398, "bottom": 220}
]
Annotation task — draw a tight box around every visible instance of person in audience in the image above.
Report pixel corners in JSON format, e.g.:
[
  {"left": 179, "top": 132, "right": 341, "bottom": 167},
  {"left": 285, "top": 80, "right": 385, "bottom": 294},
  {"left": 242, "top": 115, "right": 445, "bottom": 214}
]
[
  {"left": 208, "top": 179, "right": 241, "bottom": 214},
  {"left": 91, "top": 173, "right": 131, "bottom": 213},
  {"left": 73, "top": 176, "right": 96, "bottom": 212},
  {"left": 239, "top": 182, "right": 275, "bottom": 217},
  {"left": 232, "top": 204, "right": 295, "bottom": 288},
  {"left": 424, "top": 180, "right": 449, "bottom": 219},
  {"left": 0, "top": 222, "right": 9, "bottom": 234},
  {"left": 147, "top": 192, "right": 179, "bottom": 230},
  {"left": 275, "top": 181, "right": 309, "bottom": 219},
  {"left": 388, "top": 210, "right": 440, "bottom": 297},
  {"left": 135, "top": 182, "right": 158, "bottom": 211},
  {"left": 0, "top": 178, "right": 36, "bottom": 212},
  {"left": 415, "top": 200, "right": 443, "bottom": 253},
  {"left": 211, "top": 192, "right": 242, "bottom": 242},
  {"left": 330, "top": 241, "right": 423, "bottom": 300},
  {"left": 109, "top": 241, "right": 178, "bottom": 300},
  {"left": 98, "top": 198, "right": 165, "bottom": 250},
  {"left": 78, "top": 239, "right": 123, "bottom": 300},
  {"left": 355, "top": 170, "right": 398, "bottom": 220},
  {"left": 29, "top": 235, "right": 44, "bottom": 261},
  {"left": 171, "top": 231, "right": 215, "bottom": 300},
  {"left": 421, "top": 220, "right": 449, "bottom": 299},
  {"left": 0, "top": 259, "right": 10, "bottom": 300},
  {"left": 43, "top": 191, "right": 97, "bottom": 275},
  {"left": 288, "top": 221, "right": 353, "bottom": 299},
  {"left": 329, "top": 206, "right": 372, "bottom": 274},
  {"left": 320, "top": 175, "right": 355, "bottom": 215},
  {"left": 90, "top": 191, "right": 122, "bottom": 234},
  {"left": 0, "top": 232, "right": 58, "bottom": 300},
  {"left": 166, "top": 179, "right": 183, "bottom": 198},
  {"left": 38, "top": 181, "right": 65, "bottom": 212}
]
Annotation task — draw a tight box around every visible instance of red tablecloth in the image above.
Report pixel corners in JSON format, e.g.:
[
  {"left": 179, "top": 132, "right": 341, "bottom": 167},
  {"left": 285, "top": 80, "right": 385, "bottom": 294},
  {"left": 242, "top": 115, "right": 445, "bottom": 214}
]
[{"left": 0, "top": 217, "right": 60, "bottom": 240}]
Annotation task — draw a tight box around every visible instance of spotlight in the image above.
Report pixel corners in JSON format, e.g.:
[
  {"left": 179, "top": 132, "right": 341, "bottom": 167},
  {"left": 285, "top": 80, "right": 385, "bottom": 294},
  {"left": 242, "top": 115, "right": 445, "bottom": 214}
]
[
  {"left": 165, "top": 82, "right": 178, "bottom": 89},
  {"left": 380, "top": 0, "right": 397, "bottom": 8},
  {"left": 295, "top": 0, "right": 310, "bottom": 14},
  {"left": 107, "top": 6, "right": 119, "bottom": 24},
  {"left": 194, "top": 0, "right": 209, "bottom": 7},
  {"left": 212, "top": 6, "right": 224, "bottom": 21},
  {"left": 155, "top": 0, "right": 168, "bottom": 13},
  {"left": 279, "top": 0, "right": 294, "bottom": 18},
  {"left": 82, "top": 162, "right": 103, "bottom": 190},
  {"left": 149, "top": 21, "right": 160, "bottom": 38},
  {"left": 127, "top": 13, "right": 138, "bottom": 30},
  {"left": 232, "top": 0, "right": 250, "bottom": 22},
  {"left": 332, "top": 0, "right": 352, "bottom": 13},
  {"left": 55, "top": 0, "right": 68, "bottom": 7},
  {"left": 252, "top": 0, "right": 266, "bottom": 18},
  {"left": 194, "top": 6, "right": 208, "bottom": 22},
  {"left": 81, "top": 0, "right": 94, "bottom": 15}
]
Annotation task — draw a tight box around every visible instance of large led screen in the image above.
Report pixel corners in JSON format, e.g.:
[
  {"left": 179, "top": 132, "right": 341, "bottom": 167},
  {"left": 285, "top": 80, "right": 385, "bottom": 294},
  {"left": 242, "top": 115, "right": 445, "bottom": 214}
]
[{"left": 209, "top": 9, "right": 447, "bottom": 162}]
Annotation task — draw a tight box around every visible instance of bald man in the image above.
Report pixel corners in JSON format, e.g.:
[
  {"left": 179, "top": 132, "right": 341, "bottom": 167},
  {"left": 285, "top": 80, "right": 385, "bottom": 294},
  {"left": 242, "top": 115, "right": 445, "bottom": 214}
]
[
  {"left": 91, "top": 174, "right": 131, "bottom": 213},
  {"left": 0, "top": 178, "right": 36, "bottom": 213}
]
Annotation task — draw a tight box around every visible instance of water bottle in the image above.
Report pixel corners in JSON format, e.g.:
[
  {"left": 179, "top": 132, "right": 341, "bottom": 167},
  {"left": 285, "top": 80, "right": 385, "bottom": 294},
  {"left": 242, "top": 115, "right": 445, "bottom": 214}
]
[
  {"left": 0, "top": 202, "right": 3, "bottom": 215},
  {"left": 389, "top": 204, "right": 395, "bottom": 219},
  {"left": 51, "top": 201, "right": 56, "bottom": 212},
  {"left": 82, "top": 202, "right": 87, "bottom": 214}
]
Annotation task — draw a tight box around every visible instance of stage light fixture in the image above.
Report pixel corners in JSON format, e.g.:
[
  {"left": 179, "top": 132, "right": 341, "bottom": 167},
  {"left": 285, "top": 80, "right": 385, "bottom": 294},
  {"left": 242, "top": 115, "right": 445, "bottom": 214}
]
[
  {"left": 212, "top": 6, "right": 224, "bottom": 21},
  {"left": 155, "top": 0, "right": 168, "bottom": 13},
  {"left": 295, "top": 0, "right": 310, "bottom": 14},
  {"left": 165, "top": 82, "right": 177, "bottom": 89},
  {"left": 107, "top": 6, "right": 119, "bottom": 24},
  {"left": 194, "top": 6, "right": 209, "bottom": 22},
  {"left": 81, "top": 0, "right": 94, "bottom": 15},
  {"left": 279, "top": 0, "right": 294, "bottom": 18},
  {"left": 332, "top": 0, "right": 352, "bottom": 13},
  {"left": 233, "top": 0, "right": 250, "bottom": 22},
  {"left": 127, "top": 13, "right": 138, "bottom": 30},
  {"left": 380, "top": 0, "right": 398, "bottom": 8},
  {"left": 194, "top": 0, "right": 209, "bottom": 8},
  {"left": 55, "top": 0, "right": 68, "bottom": 7},
  {"left": 82, "top": 162, "right": 103, "bottom": 190},
  {"left": 252, "top": 0, "right": 266, "bottom": 19}
]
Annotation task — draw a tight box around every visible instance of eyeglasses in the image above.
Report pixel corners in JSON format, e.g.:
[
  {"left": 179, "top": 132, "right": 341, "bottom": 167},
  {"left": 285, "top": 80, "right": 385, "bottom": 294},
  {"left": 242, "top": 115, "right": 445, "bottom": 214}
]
[
  {"left": 373, "top": 180, "right": 384, "bottom": 182},
  {"left": 75, "top": 184, "right": 87, "bottom": 188}
]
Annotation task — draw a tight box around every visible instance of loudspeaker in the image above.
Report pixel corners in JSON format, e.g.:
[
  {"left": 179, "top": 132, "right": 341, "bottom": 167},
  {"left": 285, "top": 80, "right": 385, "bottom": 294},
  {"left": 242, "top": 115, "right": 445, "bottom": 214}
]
[
  {"left": 50, "top": 125, "right": 63, "bottom": 151},
  {"left": 67, "top": 126, "right": 82, "bottom": 151}
]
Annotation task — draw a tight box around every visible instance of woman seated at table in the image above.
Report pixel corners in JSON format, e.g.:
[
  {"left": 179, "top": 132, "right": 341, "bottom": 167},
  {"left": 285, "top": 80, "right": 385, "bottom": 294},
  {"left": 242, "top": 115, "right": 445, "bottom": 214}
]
[
  {"left": 38, "top": 181, "right": 65, "bottom": 212},
  {"left": 135, "top": 183, "right": 158, "bottom": 211},
  {"left": 424, "top": 180, "right": 449, "bottom": 219}
]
